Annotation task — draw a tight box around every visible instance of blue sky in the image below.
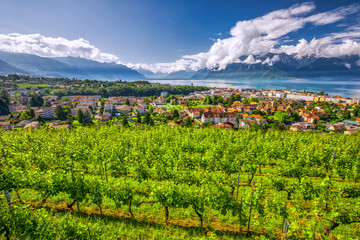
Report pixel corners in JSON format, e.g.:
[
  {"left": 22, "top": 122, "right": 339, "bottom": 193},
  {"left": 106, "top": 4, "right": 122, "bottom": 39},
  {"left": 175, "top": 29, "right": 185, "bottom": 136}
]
[{"left": 0, "top": 0, "right": 359, "bottom": 72}]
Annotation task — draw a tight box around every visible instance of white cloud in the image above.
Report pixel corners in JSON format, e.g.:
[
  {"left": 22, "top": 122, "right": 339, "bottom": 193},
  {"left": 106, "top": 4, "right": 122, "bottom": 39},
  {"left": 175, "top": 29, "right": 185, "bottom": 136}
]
[
  {"left": 1, "top": 3, "right": 359, "bottom": 74},
  {"left": 242, "top": 55, "right": 262, "bottom": 65},
  {"left": 131, "top": 2, "right": 360, "bottom": 73},
  {"left": 262, "top": 55, "right": 280, "bottom": 66},
  {"left": 0, "top": 33, "right": 122, "bottom": 63}
]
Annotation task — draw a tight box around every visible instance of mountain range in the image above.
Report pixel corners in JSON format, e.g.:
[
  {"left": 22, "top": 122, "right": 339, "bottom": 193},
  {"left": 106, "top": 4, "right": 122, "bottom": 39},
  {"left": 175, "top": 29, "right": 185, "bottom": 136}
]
[
  {"left": 0, "top": 51, "right": 145, "bottom": 80},
  {"left": 0, "top": 51, "right": 359, "bottom": 81},
  {"left": 139, "top": 53, "right": 360, "bottom": 79}
]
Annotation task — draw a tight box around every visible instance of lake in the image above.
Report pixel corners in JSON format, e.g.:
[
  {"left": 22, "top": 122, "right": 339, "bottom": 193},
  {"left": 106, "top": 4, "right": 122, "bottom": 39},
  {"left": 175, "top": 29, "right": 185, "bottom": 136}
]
[{"left": 147, "top": 77, "right": 360, "bottom": 98}]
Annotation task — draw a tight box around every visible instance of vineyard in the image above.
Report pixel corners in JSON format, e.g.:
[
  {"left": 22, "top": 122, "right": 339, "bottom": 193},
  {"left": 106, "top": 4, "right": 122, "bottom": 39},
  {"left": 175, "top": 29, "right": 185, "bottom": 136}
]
[{"left": 0, "top": 126, "right": 359, "bottom": 239}]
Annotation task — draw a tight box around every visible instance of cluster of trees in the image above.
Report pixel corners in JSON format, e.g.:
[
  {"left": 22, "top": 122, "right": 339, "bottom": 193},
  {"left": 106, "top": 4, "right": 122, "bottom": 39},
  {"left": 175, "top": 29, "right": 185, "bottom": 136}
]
[
  {"left": 165, "top": 95, "right": 178, "bottom": 103},
  {"left": 203, "top": 95, "right": 224, "bottom": 105},
  {"left": 204, "top": 94, "right": 243, "bottom": 107},
  {"left": 142, "top": 112, "right": 154, "bottom": 125},
  {"left": 0, "top": 90, "right": 10, "bottom": 115},
  {"left": 1, "top": 75, "right": 208, "bottom": 99},
  {"left": 54, "top": 106, "right": 72, "bottom": 121},
  {"left": 50, "top": 84, "right": 208, "bottom": 99},
  {"left": 77, "top": 109, "right": 93, "bottom": 126},
  {"left": 28, "top": 96, "right": 44, "bottom": 107}
]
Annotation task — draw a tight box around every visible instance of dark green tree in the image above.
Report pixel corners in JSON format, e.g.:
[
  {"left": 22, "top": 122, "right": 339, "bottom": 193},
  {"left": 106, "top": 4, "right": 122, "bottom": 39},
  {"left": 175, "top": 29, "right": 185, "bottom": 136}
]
[
  {"left": 0, "top": 90, "right": 10, "bottom": 116},
  {"left": 291, "top": 111, "right": 301, "bottom": 122},
  {"left": 122, "top": 117, "right": 129, "bottom": 127},
  {"left": 66, "top": 115, "right": 73, "bottom": 125},
  {"left": 124, "top": 98, "right": 130, "bottom": 105},
  {"left": 19, "top": 111, "right": 30, "bottom": 121},
  {"left": 35, "top": 96, "right": 44, "bottom": 107},
  {"left": 212, "top": 95, "right": 224, "bottom": 105},
  {"left": 135, "top": 112, "right": 142, "bottom": 124},
  {"left": 99, "top": 97, "right": 105, "bottom": 116},
  {"left": 28, "top": 95, "right": 44, "bottom": 107},
  {"left": 36, "top": 114, "right": 44, "bottom": 123},
  {"left": 83, "top": 110, "right": 93, "bottom": 125},
  {"left": 143, "top": 112, "right": 154, "bottom": 125},
  {"left": 27, "top": 109, "right": 35, "bottom": 119},
  {"left": 77, "top": 109, "right": 85, "bottom": 124},
  {"left": 54, "top": 106, "right": 68, "bottom": 121},
  {"left": 343, "top": 110, "right": 351, "bottom": 120},
  {"left": 204, "top": 96, "right": 213, "bottom": 104},
  {"left": 28, "top": 97, "right": 37, "bottom": 107},
  {"left": 184, "top": 117, "right": 193, "bottom": 127},
  {"left": 173, "top": 109, "right": 180, "bottom": 119},
  {"left": 43, "top": 100, "right": 51, "bottom": 108}
]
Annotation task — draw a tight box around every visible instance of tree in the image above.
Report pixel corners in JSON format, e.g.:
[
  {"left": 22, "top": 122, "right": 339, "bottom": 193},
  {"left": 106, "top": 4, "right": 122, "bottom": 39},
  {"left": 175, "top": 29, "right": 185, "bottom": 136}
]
[
  {"left": 165, "top": 95, "right": 178, "bottom": 103},
  {"left": 35, "top": 96, "right": 44, "bottom": 107},
  {"left": 27, "top": 109, "right": 35, "bottom": 119},
  {"left": 184, "top": 117, "right": 193, "bottom": 127},
  {"left": 274, "top": 111, "right": 290, "bottom": 124},
  {"left": 343, "top": 110, "right": 351, "bottom": 120},
  {"left": 28, "top": 96, "right": 44, "bottom": 107},
  {"left": 291, "top": 111, "right": 301, "bottom": 122},
  {"left": 249, "top": 97, "right": 259, "bottom": 103},
  {"left": 43, "top": 100, "right": 51, "bottom": 108},
  {"left": 64, "top": 105, "right": 71, "bottom": 114},
  {"left": 135, "top": 112, "right": 142, "bottom": 124},
  {"left": 204, "top": 96, "right": 212, "bottom": 104},
  {"left": 234, "top": 94, "right": 241, "bottom": 102},
  {"left": 173, "top": 109, "right": 180, "bottom": 119},
  {"left": 36, "top": 114, "right": 44, "bottom": 123},
  {"left": 0, "top": 90, "right": 10, "bottom": 116},
  {"left": 212, "top": 95, "right": 223, "bottom": 105},
  {"left": 99, "top": 98, "right": 105, "bottom": 116},
  {"left": 242, "top": 98, "right": 249, "bottom": 104},
  {"left": 54, "top": 106, "right": 67, "bottom": 121},
  {"left": 77, "top": 109, "right": 85, "bottom": 124},
  {"left": 19, "top": 111, "right": 30, "bottom": 121},
  {"left": 143, "top": 112, "right": 154, "bottom": 125},
  {"left": 286, "top": 107, "right": 292, "bottom": 115},
  {"left": 28, "top": 97, "right": 36, "bottom": 107},
  {"left": 66, "top": 115, "right": 73, "bottom": 125},
  {"left": 83, "top": 110, "right": 93, "bottom": 125},
  {"left": 124, "top": 98, "right": 130, "bottom": 105},
  {"left": 313, "top": 118, "right": 318, "bottom": 125},
  {"left": 148, "top": 105, "right": 154, "bottom": 113},
  {"left": 122, "top": 117, "right": 129, "bottom": 127}
]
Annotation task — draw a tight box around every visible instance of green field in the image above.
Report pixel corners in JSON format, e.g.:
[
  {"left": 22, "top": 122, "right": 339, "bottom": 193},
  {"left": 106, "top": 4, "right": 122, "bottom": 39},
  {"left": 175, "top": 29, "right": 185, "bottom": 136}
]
[
  {"left": 17, "top": 83, "right": 52, "bottom": 88},
  {"left": 156, "top": 104, "right": 182, "bottom": 110},
  {"left": 156, "top": 104, "right": 212, "bottom": 110},
  {"left": 1, "top": 126, "right": 360, "bottom": 239},
  {"left": 194, "top": 104, "right": 213, "bottom": 108}
]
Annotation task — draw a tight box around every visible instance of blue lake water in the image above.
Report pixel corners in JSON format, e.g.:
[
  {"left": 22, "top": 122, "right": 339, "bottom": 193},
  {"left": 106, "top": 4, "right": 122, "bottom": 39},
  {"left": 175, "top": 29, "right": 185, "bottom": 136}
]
[{"left": 147, "top": 77, "right": 360, "bottom": 98}]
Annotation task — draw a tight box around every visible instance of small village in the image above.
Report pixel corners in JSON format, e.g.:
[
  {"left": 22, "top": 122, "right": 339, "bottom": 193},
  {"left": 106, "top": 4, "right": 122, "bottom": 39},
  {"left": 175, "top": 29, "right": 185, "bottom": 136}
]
[{"left": 1, "top": 78, "right": 359, "bottom": 134}]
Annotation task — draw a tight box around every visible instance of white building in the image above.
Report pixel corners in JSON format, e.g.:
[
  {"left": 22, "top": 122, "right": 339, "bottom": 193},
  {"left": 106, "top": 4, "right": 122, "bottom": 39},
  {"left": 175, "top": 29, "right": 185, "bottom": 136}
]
[{"left": 35, "top": 107, "right": 55, "bottom": 119}]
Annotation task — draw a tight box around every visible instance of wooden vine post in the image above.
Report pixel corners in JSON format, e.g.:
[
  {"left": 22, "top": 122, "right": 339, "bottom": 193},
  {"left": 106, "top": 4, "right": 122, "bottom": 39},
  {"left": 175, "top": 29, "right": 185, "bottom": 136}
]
[
  {"left": 236, "top": 160, "right": 241, "bottom": 200},
  {"left": 283, "top": 222, "right": 290, "bottom": 239},
  {"left": 246, "top": 179, "right": 255, "bottom": 236}
]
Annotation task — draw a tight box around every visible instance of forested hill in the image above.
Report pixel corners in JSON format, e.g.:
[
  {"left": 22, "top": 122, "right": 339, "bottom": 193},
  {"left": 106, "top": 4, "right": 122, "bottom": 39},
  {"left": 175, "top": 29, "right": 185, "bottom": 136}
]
[{"left": 0, "top": 75, "right": 208, "bottom": 98}]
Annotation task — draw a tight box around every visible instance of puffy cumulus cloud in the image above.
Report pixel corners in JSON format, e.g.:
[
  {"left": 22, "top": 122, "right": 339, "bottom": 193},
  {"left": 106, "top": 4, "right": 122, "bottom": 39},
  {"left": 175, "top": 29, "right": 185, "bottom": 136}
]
[
  {"left": 262, "top": 55, "right": 280, "bottom": 66},
  {"left": 0, "top": 33, "right": 122, "bottom": 63},
  {"left": 131, "top": 2, "right": 360, "bottom": 73},
  {"left": 277, "top": 36, "right": 360, "bottom": 58},
  {"left": 242, "top": 55, "right": 262, "bottom": 65}
]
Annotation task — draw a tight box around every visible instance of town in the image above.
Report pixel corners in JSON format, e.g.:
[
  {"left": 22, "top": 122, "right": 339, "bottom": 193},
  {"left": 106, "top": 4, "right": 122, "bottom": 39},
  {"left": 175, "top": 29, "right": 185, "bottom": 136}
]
[{"left": 0, "top": 75, "right": 359, "bottom": 134}]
